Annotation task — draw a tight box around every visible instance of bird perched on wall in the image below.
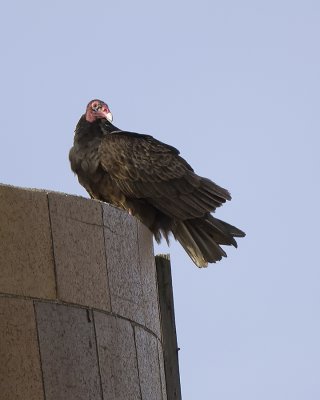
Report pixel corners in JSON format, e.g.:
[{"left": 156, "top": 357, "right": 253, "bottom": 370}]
[{"left": 69, "top": 99, "right": 245, "bottom": 267}]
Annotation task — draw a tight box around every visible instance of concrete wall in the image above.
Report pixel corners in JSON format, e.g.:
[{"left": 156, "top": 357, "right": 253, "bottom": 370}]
[{"left": 0, "top": 184, "right": 167, "bottom": 400}]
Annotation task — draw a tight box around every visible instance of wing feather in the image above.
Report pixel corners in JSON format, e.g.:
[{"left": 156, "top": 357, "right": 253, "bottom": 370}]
[{"left": 99, "top": 130, "right": 230, "bottom": 220}]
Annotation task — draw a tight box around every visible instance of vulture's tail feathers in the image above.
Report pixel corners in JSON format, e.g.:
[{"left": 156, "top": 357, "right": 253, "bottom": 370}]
[{"left": 173, "top": 215, "right": 245, "bottom": 268}]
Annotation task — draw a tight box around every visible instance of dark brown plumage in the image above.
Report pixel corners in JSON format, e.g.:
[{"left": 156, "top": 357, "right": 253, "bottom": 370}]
[{"left": 69, "top": 99, "right": 245, "bottom": 267}]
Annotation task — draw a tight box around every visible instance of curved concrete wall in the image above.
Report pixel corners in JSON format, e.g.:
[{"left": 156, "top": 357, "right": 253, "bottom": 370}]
[{"left": 0, "top": 184, "right": 167, "bottom": 400}]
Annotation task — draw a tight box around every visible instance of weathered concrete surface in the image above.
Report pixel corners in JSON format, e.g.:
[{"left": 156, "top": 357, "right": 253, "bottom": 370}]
[
  {"left": 0, "top": 184, "right": 168, "bottom": 400},
  {"left": 103, "top": 204, "right": 145, "bottom": 325},
  {"left": 0, "top": 184, "right": 56, "bottom": 298},
  {"left": 49, "top": 193, "right": 111, "bottom": 310},
  {"left": 35, "top": 302, "right": 102, "bottom": 400},
  {"left": 135, "top": 326, "right": 164, "bottom": 400},
  {"left": 138, "top": 222, "right": 162, "bottom": 338},
  {"left": 0, "top": 297, "right": 44, "bottom": 400},
  {"left": 94, "top": 311, "right": 141, "bottom": 400}
]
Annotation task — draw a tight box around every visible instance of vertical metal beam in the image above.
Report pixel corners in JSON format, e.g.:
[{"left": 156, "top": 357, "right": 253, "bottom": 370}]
[{"left": 156, "top": 254, "right": 182, "bottom": 400}]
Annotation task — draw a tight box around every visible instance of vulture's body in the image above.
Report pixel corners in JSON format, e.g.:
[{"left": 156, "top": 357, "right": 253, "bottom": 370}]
[{"left": 69, "top": 99, "right": 245, "bottom": 267}]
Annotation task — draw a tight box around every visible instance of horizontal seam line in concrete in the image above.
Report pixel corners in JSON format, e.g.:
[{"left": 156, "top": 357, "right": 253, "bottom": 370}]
[
  {"left": 49, "top": 212, "right": 135, "bottom": 233},
  {"left": 48, "top": 213, "right": 104, "bottom": 227},
  {"left": 47, "top": 215, "right": 139, "bottom": 240},
  {"left": 0, "top": 292, "right": 161, "bottom": 342}
]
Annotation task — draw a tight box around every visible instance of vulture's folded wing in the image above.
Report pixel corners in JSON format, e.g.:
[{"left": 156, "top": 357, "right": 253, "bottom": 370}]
[{"left": 99, "top": 130, "right": 231, "bottom": 220}]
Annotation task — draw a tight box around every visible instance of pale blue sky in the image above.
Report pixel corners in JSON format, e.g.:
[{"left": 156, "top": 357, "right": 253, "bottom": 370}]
[{"left": 1, "top": 1, "right": 319, "bottom": 399}]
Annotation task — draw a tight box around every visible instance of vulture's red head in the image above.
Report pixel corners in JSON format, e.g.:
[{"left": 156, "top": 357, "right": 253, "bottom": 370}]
[{"left": 85, "top": 99, "right": 113, "bottom": 123}]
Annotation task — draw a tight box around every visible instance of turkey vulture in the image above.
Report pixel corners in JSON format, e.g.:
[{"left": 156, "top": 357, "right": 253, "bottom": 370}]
[{"left": 69, "top": 99, "right": 245, "bottom": 267}]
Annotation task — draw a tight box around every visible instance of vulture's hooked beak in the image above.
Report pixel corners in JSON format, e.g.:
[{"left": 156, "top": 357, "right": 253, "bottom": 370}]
[{"left": 106, "top": 112, "right": 113, "bottom": 123}]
